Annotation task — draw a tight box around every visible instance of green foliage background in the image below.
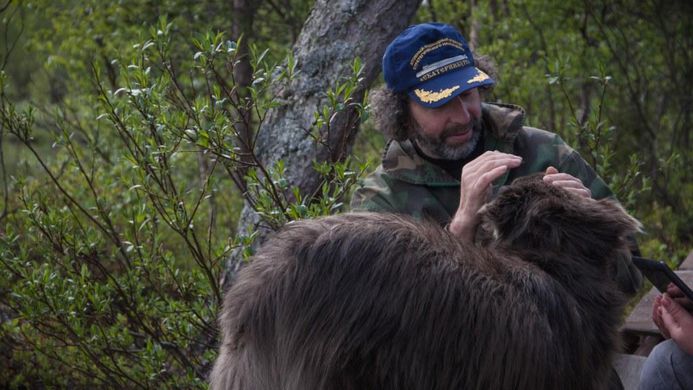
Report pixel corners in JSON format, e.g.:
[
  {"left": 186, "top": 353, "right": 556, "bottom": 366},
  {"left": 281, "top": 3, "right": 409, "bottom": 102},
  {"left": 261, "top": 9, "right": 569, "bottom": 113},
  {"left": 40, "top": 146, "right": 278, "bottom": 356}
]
[{"left": 1, "top": 0, "right": 691, "bottom": 387}]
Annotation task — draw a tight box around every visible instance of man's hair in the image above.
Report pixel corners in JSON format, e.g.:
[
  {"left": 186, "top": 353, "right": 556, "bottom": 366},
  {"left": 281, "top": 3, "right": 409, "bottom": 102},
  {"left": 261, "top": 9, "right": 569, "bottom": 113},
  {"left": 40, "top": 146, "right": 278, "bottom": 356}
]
[{"left": 370, "top": 53, "right": 497, "bottom": 141}]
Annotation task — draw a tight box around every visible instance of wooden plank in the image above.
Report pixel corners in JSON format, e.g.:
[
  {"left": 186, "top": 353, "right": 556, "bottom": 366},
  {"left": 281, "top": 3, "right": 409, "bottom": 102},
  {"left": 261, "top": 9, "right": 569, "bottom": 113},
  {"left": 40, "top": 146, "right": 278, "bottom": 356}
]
[
  {"left": 678, "top": 250, "right": 693, "bottom": 270},
  {"left": 622, "top": 271, "right": 693, "bottom": 335},
  {"left": 623, "top": 287, "right": 661, "bottom": 336}
]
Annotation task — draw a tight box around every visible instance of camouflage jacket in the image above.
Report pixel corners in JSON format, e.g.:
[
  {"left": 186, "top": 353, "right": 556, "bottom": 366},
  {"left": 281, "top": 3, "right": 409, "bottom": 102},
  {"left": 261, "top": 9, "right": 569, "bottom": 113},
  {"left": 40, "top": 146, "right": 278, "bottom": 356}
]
[{"left": 351, "top": 102, "right": 642, "bottom": 294}]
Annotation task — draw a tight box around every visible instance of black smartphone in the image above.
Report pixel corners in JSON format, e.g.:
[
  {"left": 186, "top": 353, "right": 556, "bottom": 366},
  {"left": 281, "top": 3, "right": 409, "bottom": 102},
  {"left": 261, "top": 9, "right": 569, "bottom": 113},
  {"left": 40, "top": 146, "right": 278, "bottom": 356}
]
[{"left": 632, "top": 256, "right": 693, "bottom": 301}]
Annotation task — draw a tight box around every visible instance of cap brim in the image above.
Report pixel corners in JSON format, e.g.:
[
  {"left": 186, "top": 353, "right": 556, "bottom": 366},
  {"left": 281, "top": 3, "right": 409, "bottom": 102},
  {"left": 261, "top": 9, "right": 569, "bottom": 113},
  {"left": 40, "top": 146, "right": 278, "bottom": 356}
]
[{"left": 407, "top": 67, "right": 495, "bottom": 108}]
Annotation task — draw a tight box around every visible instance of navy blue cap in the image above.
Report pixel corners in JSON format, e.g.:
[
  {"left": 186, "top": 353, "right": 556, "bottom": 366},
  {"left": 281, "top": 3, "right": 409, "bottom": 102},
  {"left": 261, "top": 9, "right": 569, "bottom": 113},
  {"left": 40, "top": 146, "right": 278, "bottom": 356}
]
[{"left": 383, "top": 23, "right": 494, "bottom": 108}]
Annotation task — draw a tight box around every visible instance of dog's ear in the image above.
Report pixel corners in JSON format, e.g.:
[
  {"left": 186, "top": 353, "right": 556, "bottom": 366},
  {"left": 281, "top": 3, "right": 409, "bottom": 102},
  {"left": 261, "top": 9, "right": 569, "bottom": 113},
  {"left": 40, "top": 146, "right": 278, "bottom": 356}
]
[
  {"left": 478, "top": 176, "right": 558, "bottom": 248},
  {"left": 521, "top": 196, "right": 641, "bottom": 256},
  {"left": 589, "top": 197, "right": 642, "bottom": 238}
]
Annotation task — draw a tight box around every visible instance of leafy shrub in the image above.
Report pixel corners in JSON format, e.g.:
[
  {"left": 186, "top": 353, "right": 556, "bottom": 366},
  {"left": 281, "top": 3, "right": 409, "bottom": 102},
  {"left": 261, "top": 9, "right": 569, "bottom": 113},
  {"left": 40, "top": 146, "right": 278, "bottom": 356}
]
[{"left": 0, "top": 18, "right": 367, "bottom": 387}]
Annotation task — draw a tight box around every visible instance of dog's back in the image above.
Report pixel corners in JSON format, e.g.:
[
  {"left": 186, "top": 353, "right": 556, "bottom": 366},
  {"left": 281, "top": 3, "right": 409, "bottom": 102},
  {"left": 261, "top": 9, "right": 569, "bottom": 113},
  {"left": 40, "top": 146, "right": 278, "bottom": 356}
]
[{"left": 211, "top": 179, "right": 639, "bottom": 389}]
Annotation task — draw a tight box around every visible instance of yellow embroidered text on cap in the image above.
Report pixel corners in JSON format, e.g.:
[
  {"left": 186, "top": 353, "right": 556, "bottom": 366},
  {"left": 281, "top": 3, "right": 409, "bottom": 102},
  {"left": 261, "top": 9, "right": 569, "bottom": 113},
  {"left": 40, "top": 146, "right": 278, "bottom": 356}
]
[{"left": 410, "top": 38, "right": 464, "bottom": 69}]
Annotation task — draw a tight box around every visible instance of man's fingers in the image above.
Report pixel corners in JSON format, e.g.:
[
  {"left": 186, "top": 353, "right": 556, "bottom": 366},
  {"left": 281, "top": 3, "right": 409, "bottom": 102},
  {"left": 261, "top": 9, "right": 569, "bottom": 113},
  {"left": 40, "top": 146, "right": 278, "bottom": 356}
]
[
  {"left": 475, "top": 165, "right": 509, "bottom": 189},
  {"left": 544, "top": 177, "right": 583, "bottom": 187},
  {"left": 545, "top": 166, "right": 559, "bottom": 175},
  {"left": 543, "top": 173, "right": 591, "bottom": 198},
  {"left": 455, "top": 151, "right": 522, "bottom": 232},
  {"left": 465, "top": 156, "right": 522, "bottom": 178},
  {"left": 460, "top": 165, "right": 507, "bottom": 209},
  {"left": 477, "top": 150, "right": 521, "bottom": 160},
  {"left": 465, "top": 151, "right": 522, "bottom": 172},
  {"left": 543, "top": 173, "right": 584, "bottom": 183}
]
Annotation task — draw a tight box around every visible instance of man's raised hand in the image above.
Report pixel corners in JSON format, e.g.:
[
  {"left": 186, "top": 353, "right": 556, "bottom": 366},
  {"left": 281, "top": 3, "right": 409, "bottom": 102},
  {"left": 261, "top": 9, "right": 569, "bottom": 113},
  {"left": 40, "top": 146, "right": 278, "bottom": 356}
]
[{"left": 448, "top": 151, "right": 522, "bottom": 241}]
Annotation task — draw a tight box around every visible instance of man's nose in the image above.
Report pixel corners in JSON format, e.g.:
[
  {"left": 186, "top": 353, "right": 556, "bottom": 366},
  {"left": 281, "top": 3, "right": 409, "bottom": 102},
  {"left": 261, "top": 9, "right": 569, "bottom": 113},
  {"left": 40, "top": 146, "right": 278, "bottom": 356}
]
[{"left": 451, "top": 95, "right": 471, "bottom": 123}]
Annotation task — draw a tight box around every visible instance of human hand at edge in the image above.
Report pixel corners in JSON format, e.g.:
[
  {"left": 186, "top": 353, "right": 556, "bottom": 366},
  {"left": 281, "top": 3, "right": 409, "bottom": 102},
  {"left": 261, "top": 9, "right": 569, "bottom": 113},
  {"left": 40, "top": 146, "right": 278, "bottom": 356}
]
[
  {"left": 666, "top": 283, "right": 693, "bottom": 312},
  {"left": 652, "top": 293, "right": 693, "bottom": 355},
  {"left": 543, "top": 166, "right": 591, "bottom": 198},
  {"left": 448, "top": 151, "right": 522, "bottom": 241}
]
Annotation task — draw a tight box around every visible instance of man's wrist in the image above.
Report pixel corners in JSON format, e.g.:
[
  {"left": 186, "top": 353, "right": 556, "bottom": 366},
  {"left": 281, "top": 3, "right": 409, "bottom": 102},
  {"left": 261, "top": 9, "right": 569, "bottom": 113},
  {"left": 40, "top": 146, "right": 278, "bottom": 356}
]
[{"left": 447, "top": 213, "right": 476, "bottom": 242}]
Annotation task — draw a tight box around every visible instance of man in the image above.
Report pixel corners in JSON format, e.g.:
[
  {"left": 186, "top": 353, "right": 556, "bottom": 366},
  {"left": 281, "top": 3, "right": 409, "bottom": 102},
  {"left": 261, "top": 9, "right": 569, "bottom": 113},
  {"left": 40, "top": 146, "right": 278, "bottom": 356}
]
[{"left": 350, "top": 22, "right": 641, "bottom": 295}]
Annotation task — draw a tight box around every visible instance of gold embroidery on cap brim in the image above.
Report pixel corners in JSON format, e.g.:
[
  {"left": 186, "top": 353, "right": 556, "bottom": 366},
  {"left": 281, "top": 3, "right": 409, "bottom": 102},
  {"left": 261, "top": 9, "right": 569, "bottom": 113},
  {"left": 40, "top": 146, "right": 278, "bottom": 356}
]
[
  {"left": 414, "top": 86, "right": 460, "bottom": 103},
  {"left": 467, "top": 71, "right": 490, "bottom": 84}
]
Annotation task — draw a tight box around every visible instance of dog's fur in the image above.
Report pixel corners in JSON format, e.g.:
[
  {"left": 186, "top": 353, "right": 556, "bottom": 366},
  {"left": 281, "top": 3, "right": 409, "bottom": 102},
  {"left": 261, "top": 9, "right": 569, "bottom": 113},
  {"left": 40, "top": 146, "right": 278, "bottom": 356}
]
[{"left": 210, "top": 175, "right": 640, "bottom": 390}]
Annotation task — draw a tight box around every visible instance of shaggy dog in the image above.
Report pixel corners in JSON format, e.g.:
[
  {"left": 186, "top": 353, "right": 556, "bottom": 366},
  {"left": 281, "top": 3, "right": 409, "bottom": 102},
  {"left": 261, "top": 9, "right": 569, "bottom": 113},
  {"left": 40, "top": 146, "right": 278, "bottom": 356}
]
[{"left": 210, "top": 175, "right": 640, "bottom": 390}]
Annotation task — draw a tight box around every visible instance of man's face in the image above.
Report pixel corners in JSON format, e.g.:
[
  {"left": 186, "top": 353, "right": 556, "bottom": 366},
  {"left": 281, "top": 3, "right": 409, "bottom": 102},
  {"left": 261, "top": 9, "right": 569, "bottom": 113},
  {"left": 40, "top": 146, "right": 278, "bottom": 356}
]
[{"left": 408, "top": 88, "right": 483, "bottom": 160}]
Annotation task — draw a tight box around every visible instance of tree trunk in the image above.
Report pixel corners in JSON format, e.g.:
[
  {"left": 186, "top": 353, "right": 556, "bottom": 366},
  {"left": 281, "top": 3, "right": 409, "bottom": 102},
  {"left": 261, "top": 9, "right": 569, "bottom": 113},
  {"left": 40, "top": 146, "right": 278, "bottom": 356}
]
[
  {"left": 230, "top": 0, "right": 259, "bottom": 184},
  {"left": 468, "top": 0, "right": 480, "bottom": 50},
  {"left": 577, "top": 81, "right": 592, "bottom": 164},
  {"left": 223, "top": 0, "right": 421, "bottom": 286}
]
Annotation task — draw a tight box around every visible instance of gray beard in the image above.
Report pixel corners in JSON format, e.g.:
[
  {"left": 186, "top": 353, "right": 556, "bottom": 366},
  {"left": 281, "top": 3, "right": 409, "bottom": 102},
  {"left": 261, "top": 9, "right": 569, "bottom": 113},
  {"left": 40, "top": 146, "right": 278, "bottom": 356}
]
[{"left": 412, "top": 119, "right": 483, "bottom": 160}]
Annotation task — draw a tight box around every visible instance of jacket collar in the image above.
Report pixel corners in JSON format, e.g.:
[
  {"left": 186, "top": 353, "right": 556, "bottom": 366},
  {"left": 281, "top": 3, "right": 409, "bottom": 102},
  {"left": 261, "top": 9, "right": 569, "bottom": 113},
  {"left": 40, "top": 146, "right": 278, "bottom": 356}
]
[{"left": 381, "top": 102, "right": 526, "bottom": 185}]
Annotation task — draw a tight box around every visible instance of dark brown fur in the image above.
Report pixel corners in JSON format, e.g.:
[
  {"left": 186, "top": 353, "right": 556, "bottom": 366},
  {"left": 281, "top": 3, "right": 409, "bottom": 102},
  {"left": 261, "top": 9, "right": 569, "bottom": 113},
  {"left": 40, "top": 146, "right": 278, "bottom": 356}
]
[{"left": 210, "top": 175, "right": 640, "bottom": 390}]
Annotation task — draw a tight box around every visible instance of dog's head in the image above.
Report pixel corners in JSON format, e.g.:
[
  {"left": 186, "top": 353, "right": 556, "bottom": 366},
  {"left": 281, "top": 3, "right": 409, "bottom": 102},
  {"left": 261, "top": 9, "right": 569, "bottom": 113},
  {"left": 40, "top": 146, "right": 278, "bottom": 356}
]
[{"left": 478, "top": 174, "right": 641, "bottom": 262}]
